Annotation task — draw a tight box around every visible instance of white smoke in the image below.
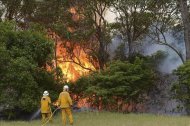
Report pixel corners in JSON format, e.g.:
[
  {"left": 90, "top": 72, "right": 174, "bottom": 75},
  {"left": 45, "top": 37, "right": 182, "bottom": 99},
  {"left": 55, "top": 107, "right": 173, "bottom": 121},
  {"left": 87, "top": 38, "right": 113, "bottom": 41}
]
[
  {"left": 143, "top": 31, "right": 185, "bottom": 73},
  {"left": 104, "top": 8, "right": 185, "bottom": 73},
  {"left": 108, "top": 36, "right": 123, "bottom": 59},
  {"left": 108, "top": 31, "right": 185, "bottom": 73}
]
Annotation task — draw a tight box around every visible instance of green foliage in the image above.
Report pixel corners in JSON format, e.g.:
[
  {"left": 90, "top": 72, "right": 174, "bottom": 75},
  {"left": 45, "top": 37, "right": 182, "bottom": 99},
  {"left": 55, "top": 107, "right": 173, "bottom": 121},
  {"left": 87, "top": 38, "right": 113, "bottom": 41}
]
[
  {"left": 114, "top": 48, "right": 167, "bottom": 72},
  {"left": 73, "top": 57, "right": 156, "bottom": 110},
  {"left": 0, "top": 22, "right": 60, "bottom": 119},
  {"left": 172, "top": 61, "right": 190, "bottom": 113}
]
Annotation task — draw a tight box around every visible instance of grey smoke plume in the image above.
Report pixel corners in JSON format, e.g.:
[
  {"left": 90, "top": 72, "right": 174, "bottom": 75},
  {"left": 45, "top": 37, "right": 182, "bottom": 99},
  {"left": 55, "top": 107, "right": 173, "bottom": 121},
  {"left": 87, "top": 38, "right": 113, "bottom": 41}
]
[
  {"left": 108, "top": 31, "right": 185, "bottom": 73},
  {"left": 108, "top": 36, "right": 123, "bottom": 59},
  {"left": 143, "top": 31, "right": 185, "bottom": 73}
]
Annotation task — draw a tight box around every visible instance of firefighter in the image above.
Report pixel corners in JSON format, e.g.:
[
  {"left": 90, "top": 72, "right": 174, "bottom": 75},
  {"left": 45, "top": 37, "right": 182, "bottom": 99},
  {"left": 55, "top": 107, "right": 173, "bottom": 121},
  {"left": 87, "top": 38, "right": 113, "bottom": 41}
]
[
  {"left": 58, "top": 85, "right": 73, "bottom": 126},
  {"left": 40, "top": 91, "right": 52, "bottom": 124}
]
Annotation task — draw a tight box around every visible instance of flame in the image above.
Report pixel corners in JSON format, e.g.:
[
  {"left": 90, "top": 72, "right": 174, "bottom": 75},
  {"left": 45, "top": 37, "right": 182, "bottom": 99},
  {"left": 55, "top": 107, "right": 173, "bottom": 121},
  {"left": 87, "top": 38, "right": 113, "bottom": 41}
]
[
  {"left": 47, "top": 7, "right": 96, "bottom": 82},
  {"left": 56, "top": 41, "right": 96, "bottom": 82},
  {"left": 47, "top": 31, "right": 96, "bottom": 82}
]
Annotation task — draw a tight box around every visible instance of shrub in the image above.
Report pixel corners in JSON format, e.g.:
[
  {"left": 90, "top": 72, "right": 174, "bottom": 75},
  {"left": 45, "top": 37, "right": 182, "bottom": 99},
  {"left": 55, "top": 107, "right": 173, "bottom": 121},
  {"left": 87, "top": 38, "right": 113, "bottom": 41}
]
[
  {"left": 0, "top": 22, "right": 60, "bottom": 119},
  {"left": 73, "top": 57, "right": 156, "bottom": 111},
  {"left": 172, "top": 61, "right": 190, "bottom": 113}
]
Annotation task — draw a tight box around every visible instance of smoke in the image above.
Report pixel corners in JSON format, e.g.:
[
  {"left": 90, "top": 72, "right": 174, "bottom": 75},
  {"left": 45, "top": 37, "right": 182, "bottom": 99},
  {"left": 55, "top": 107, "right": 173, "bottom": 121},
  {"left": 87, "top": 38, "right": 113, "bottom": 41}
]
[
  {"left": 142, "top": 31, "right": 185, "bottom": 73},
  {"left": 108, "top": 36, "right": 123, "bottom": 59},
  {"left": 108, "top": 31, "right": 185, "bottom": 73},
  {"left": 105, "top": 9, "right": 185, "bottom": 73},
  {"left": 146, "top": 74, "right": 187, "bottom": 115}
]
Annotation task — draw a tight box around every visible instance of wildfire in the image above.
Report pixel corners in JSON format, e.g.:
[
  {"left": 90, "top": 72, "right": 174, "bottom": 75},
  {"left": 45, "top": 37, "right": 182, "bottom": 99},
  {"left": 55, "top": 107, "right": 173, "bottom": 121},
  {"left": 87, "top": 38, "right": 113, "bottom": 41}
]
[
  {"left": 56, "top": 41, "right": 96, "bottom": 82},
  {"left": 47, "top": 7, "right": 96, "bottom": 82}
]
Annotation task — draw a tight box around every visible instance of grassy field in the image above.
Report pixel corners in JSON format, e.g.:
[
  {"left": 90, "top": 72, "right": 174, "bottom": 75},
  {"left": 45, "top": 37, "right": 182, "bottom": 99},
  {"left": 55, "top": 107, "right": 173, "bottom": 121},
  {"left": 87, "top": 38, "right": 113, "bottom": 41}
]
[{"left": 1, "top": 112, "right": 190, "bottom": 126}]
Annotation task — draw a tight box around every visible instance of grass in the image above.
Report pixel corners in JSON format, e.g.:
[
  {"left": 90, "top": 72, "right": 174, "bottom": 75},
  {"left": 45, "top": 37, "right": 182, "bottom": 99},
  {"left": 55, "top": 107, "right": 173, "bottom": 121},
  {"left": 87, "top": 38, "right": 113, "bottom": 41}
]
[{"left": 1, "top": 112, "right": 190, "bottom": 126}]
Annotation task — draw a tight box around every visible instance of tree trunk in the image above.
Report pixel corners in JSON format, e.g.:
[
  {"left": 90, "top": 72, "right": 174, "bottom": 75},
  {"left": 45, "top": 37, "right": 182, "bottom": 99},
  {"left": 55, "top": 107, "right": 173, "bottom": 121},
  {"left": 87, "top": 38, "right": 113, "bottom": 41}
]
[
  {"left": 178, "top": 0, "right": 190, "bottom": 60},
  {"left": 128, "top": 40, "right": 133, "bottom": 58},
  {"left": 97, "top": 26, "right": 106, "bottom": 70},
  {"left": 98, "top": 42, "right": 105, "bottom": 70},
  {"left": 127, "top": 30, "right": 133, "bottom": 60},
  {"left": 54, "top": 36, "right": 58, "bottom": 82}
]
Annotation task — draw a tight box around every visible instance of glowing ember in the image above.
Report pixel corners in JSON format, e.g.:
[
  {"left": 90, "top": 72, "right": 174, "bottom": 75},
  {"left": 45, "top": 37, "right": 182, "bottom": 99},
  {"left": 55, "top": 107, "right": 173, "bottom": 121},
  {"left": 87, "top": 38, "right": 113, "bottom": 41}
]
[
  {"left": 77, "top": 98, "right": 91, "bottom": 108},
  {"left": 52, "top": 100, "right": 59, "bottom": 107}
]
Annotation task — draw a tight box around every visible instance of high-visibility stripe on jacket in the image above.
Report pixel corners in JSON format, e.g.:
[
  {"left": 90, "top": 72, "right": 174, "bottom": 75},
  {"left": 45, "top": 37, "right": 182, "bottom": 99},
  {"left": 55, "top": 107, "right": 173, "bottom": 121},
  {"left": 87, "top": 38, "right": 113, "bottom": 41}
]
[
  {"left": 58, "top": 91, "right": 72, "bottom": 108},
  {"left": 41, "top": 96, "right": 51, "bottom": 113}
]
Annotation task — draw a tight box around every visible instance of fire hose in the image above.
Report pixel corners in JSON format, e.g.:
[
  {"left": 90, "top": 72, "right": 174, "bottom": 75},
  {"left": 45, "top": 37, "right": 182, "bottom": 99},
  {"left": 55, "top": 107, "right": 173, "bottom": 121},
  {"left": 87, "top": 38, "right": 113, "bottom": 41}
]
[{"left": 41, "top": 107, "right": 60, "bottom": 126}]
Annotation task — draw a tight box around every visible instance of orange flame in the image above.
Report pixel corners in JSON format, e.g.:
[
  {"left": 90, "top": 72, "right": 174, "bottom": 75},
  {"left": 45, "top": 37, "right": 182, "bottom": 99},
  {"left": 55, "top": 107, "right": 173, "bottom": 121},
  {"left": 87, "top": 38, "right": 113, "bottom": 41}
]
[
  {"left": 48, "top": 7, "right": 96, "bottom": 82},
  {"left": 56, "top": 41, "right": 96, "bottom": 82}
]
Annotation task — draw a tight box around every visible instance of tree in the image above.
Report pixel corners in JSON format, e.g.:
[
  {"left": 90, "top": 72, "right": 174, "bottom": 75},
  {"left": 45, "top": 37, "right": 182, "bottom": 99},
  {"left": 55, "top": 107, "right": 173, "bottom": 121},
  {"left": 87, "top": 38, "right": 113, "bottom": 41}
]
[
  {"left": 72, "top": 0, "right": 113, "bottom": 70},
  {"left": 172, "top": 61, "right": 190, "bottom": 114},
  {"left": 146, "top": 0, "right": 185, "bottom": 63},
  {"left": 0, "top": 0, "right": 36, "bottom": 21},
  {"left": 111, "top": 0, "right": 156, "bottom": 59},
  {"left": 0, "top": 22, "right": 60, "bottom": 119},
  {"left": 177, "top": 0, "right": 190, "bottom": 60}
]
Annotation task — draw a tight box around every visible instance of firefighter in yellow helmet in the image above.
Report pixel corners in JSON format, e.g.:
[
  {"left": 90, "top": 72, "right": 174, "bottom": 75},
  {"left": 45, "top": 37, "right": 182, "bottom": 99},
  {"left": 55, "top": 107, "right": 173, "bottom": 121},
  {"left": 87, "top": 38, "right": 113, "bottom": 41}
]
[
  {"left": 40, "top": 91, "right": 52, "bottom": 124},
  {"left": 58, "top": 85, "right": 73, "bottom": 126}
]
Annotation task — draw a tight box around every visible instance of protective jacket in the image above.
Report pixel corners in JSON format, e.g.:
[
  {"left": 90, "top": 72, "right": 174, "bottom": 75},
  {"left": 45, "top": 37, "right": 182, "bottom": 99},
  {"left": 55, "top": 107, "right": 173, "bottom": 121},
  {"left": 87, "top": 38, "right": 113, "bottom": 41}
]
[
  {"left": 41, "top": 96, "right": 51, "bottom": 113},
  {"left": 58, "top": 91, "right": 72, "bottom": 108}
]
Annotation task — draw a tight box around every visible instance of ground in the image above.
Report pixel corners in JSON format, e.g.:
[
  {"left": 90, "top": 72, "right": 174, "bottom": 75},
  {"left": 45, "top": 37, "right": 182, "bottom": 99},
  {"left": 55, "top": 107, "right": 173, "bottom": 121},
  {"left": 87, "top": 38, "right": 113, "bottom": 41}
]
[{"left": 1, "top": 112, "right": 190, "bottom": 126}]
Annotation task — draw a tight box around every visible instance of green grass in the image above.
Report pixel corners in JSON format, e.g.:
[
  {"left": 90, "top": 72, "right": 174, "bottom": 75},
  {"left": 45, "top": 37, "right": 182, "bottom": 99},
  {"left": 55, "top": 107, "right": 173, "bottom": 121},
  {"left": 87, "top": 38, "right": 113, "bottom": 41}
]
[{"left": 1, "top": 112, "right": 190, "bottom": 126}]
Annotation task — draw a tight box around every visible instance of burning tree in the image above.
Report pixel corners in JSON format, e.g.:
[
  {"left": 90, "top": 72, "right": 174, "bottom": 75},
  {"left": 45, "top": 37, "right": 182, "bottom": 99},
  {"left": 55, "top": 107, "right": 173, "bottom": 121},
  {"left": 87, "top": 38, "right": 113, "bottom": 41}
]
[
  {"left": 43, "top": 1, "right": 113, "bottom": 81},
  {"left": 75, "top": 0, "right": 112, "bottom": 70},
  {"left": 48, "top": 30, "right": 97, "bottom": 82}
]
